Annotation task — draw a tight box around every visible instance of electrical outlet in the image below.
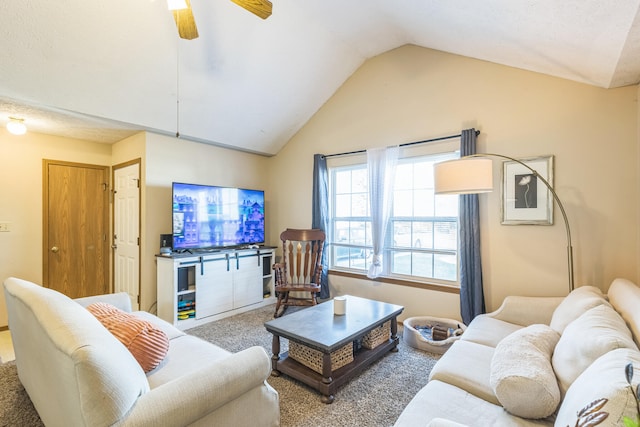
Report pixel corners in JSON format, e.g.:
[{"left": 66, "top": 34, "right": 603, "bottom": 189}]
[{"left": 0, "top": 222, "right": 11, "bottom": 232}]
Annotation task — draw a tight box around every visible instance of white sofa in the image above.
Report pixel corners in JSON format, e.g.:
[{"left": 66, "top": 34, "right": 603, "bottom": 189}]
[
  {"left": 395, "top": 278, "right": 640, "bottom": 427},
  {"left": 3, "top": 277, "right": 280, "bottom": 427}
]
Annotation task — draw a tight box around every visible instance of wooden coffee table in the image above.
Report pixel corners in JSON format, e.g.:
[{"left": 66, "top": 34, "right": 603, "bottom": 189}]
[{"left": 264, "top": 295, "right": 404, "bottom": 403}]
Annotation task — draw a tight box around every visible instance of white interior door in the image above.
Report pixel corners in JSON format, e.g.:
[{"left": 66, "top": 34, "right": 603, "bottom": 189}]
[{"left": 114, "top": 162, "right": 140, "bottom": 310}]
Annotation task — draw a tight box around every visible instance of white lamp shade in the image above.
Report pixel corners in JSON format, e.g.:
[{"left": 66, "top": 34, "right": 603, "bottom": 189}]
[{"left": 434, "top": 157, "right": 494, "bottom": 194}]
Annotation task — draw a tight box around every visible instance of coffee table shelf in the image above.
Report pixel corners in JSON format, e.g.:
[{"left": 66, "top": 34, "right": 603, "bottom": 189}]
[
  {"left": 274, "top": 336, "right": 399, "bottom": 403},
  {"left": 264, "top": 295, "right": 404, "bottom": 403}
]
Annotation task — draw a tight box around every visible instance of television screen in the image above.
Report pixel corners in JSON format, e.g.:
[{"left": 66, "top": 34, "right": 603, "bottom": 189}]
[{"left": 172, "top": 182, "right": 265, "bottom": 251}]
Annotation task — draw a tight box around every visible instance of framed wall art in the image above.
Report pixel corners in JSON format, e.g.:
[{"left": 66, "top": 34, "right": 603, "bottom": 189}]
[{"left": 501, "top": 155, "right": 554, "bottom": 225}]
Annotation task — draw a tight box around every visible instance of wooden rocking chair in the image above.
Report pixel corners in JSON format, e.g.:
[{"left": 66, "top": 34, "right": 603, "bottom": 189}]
[{"left": 273, "top": 228, "right": 326, "bottom": 318}]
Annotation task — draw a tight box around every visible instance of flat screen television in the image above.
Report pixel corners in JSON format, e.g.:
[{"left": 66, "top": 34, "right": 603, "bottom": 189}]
[{"left": 172, "top": 182, "right": 265, "bottom": 251}]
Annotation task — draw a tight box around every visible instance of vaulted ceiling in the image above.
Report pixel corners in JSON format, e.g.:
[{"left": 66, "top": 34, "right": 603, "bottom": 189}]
[{"left": 2, "top": 0, "right": 640, "bottom": 155}]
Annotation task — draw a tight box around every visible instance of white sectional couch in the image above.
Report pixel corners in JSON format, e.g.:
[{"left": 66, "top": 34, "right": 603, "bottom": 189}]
[
  {"left": 3, "top": 277, "right": 280, "bottom": 427},
  {"left": 394, "top": 278, "right": 640, "bottom": 427}
]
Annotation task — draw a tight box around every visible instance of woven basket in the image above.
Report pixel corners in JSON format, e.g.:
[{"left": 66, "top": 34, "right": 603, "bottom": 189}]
[
  {"left": 362, "top": 321, "right": 391, "bottom": 349},
  {"left": 289, "top": 341, "right": 353, "bottom": 374}
]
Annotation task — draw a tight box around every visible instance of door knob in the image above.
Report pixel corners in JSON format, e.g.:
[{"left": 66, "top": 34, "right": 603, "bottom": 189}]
[{"left": 51, "top": 246, "right": 59, "bottom": 253}]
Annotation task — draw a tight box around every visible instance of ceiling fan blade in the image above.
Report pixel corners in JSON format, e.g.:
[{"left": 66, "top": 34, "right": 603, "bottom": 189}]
[
  {"left": 172, "top": 0, "right": 199, "bottom": 40},
  {"left": 230, "top": 0, "right": 272, "bottom": 20}
]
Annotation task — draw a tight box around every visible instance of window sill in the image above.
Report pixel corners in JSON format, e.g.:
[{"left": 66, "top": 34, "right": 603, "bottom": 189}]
[{"left": 328, "top": 269, "right": 460, "bottom": 294}]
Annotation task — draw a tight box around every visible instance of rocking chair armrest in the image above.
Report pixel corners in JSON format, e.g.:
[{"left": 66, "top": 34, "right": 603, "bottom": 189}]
[
  {"left": 273, "top": 263, "right": 286, "bottom": 286},
  {"left": 312, "top": 262, "right": 325, "bottom": 283}
]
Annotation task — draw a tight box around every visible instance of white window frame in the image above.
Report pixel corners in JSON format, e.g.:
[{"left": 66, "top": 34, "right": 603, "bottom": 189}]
[{"left": 327, "top": 150, "right": 460, "bottom": 286}]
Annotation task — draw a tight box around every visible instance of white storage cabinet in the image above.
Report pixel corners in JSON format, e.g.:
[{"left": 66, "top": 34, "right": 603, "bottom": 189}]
[{"left": 157, "top": 248, "right": 275, "bottom": 329}]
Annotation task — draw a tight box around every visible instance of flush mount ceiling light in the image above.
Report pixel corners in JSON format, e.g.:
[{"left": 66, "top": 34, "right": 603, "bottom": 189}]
[{"left": 6, "top": 117, "right": 26, "bottom": 135}]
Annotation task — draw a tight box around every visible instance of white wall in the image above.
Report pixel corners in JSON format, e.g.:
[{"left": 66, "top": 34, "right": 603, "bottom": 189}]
[{"left": 269, "top": 45, "right": 639, "bottom": 321}]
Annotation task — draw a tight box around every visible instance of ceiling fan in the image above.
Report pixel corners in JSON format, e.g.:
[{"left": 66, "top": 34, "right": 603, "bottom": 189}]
[{"left": 168, "top": 0, "right": 273, "bottom": 40}]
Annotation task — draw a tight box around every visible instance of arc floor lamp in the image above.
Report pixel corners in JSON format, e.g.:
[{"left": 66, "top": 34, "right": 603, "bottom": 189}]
[{"left": 434, "top": 154, "right": 574, "bottom": 294}]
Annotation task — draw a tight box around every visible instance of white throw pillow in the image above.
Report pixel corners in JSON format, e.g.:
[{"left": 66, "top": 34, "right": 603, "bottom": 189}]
[
  {"left": 489, "top": 324, "right": 561, "bottom": 419},
  {"left": 549, "top": 285, "right": 608, "bottom": 333},
  {"left": 552, "top": 304, "right": 639, "bottom": 395},
  {"left": 556, "top": 348, "right": 640, "bottom": 427}
]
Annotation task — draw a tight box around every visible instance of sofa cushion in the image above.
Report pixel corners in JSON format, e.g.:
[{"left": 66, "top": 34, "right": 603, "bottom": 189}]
[
  {"left": 552, "top": 304, "right": 639, "bottom": 394},
  {"left": 549, "top": 285, "right": 608, "bottom": 333},
  {"left": 556, "top": 348, "right": 640, "bottom": 427},
  {"left": 87, "top": 302, "right": 170, "bottom": 373},
  {"left": 393, "top": 380, "right": 553, "bottom": 427},
  {"left": 489, "top": 324, "right": 560, "bottom": 419},
  {"left": 608, "top": 278, "right": 640, "bottom": 348},
  {"left": 146, "top": 335, "right": 232, "bottom": 388},
  {"left": 429, "top": 340, "right": 499, "bottom": 405},
  {"left": 426, "top": 419, "right": 470, "bottom": 427},
  {"left": 459, "top": 315, "right": 523, "bottom": 348}
]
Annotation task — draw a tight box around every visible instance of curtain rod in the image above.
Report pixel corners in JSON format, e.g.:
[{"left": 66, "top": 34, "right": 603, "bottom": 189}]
[{"left": 322, "top": 130, "right": 481, "bottom": 159}]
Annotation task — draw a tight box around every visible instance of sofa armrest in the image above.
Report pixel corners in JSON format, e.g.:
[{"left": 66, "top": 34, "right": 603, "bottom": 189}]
[
  {"left": 74, "top": 292, "right": 132, "bottom": 312},
  {"left": 121, "top": 346, "right": 275, "bottom": 426},
  {"left": 486, "top": 296, "right": 564, "bottom": 326}
]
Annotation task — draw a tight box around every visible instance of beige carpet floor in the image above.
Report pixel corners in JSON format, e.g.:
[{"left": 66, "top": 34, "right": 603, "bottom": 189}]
[{"left": 0, "top": 304, "right": 440, "bottom": 426}]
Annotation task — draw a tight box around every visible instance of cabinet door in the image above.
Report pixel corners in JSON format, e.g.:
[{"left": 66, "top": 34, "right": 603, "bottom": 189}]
[
  {"left": 196, "top": 256, "right": 233, "bottom": 319},
  {"left": 233, "top": 253, "right": 263, "bottom": 308}
]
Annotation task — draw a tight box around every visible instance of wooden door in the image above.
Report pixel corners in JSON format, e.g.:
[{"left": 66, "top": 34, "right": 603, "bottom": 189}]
[{"left": 43, "top": 160, "right": 110, "bottom": 298}]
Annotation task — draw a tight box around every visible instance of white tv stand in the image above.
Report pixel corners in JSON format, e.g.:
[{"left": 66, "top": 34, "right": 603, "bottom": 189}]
[{"left": 156, "top": 247, "right": 275, "bottom": 330}]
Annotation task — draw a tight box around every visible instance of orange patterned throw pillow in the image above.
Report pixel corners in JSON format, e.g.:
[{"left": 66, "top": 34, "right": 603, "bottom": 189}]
[{"left": 86, "top": 302, "right": 170, "bottom": 373}]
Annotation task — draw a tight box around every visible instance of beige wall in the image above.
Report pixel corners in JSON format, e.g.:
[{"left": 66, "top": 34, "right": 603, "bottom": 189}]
[
  {"left": 0, "top": 130, "right": 112, "bottom": 325},
  {"left": 0, "top": 129, "right": 269, "bottom": 326},
  {"left": 113, "top": 132, "right": 145, "bottom": 165},
  {"left": 269, "top": 45, "right": 639, "bottom": 320},
  {"left": 1, "top": 44, "right": 638, "bottom": 327},
  {"left": 142, "top": 133, "right": 271, "bottom": 313}
]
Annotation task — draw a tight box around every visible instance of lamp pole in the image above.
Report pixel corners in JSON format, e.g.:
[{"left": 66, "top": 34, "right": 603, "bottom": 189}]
[{"left": 465, "top": 153, "right": 574, "bottom": 293}]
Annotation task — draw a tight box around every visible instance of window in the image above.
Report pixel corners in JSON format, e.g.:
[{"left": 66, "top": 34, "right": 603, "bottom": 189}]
[{"left": 329, "top": 152, "right": 460, "bottom": 284}]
